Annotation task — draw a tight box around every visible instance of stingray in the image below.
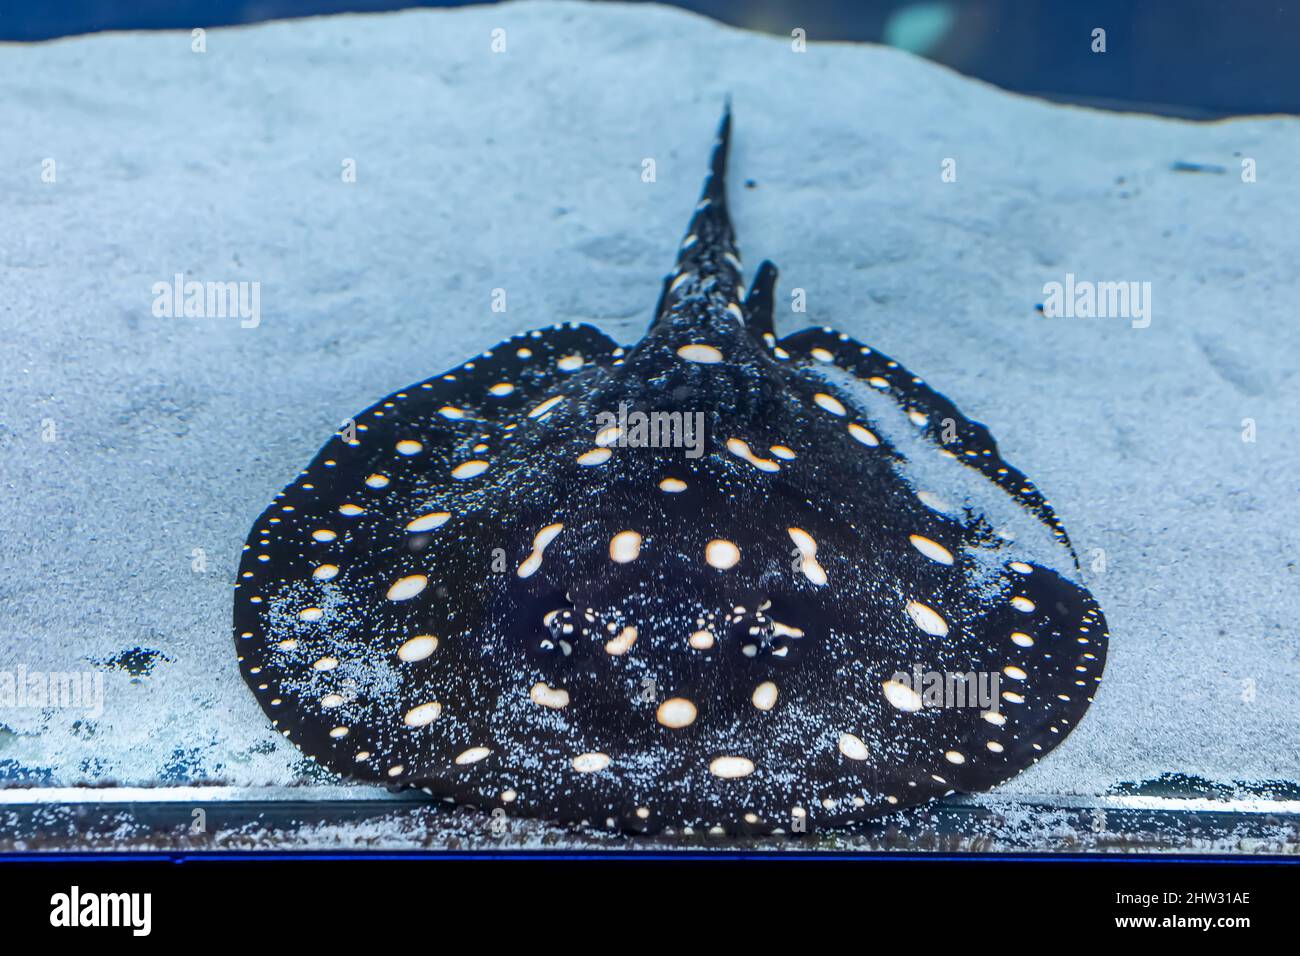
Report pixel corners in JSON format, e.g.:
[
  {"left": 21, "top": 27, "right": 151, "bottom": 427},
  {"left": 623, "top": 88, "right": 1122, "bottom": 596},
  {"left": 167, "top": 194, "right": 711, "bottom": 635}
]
[{"left": 234, "top": 106, "right": 1108, "bottom": 834}]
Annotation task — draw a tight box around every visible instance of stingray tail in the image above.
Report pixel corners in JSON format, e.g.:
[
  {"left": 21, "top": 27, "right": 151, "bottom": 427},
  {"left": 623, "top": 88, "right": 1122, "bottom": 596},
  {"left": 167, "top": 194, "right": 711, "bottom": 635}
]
[{"left": 650, "top": 101, "right": 746, "bottom": 328}]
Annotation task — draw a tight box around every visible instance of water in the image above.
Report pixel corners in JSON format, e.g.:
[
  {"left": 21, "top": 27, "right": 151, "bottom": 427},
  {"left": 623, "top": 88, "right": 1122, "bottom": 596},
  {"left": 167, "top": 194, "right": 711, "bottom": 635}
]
[{"left": 6, "top": 0, "right": 1298, "bottom": 116}]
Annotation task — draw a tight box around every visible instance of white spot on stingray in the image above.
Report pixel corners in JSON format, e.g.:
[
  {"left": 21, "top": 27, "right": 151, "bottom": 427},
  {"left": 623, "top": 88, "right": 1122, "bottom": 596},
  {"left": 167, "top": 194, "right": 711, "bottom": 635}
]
[
  {"left": 908, "top": 410, "right": 929, "bottom": 427},
  {"left": 1011, "top": 596, "right": 1036, "bottom": 613},
  {"left": 406, "top": 511, "right": 450, "bottom": 533},
  {"left": 313, "top": 564, "right": 339, "bottom": 581},
  {"left": 906, "top": 601, "right": 949, "bottom": 636},
  {"left": 312, "top": 529, "right": 337, "bottom": 542},
  {"left": 455, "top": 747, "right": 491, "bottom": 765},
  {"left": 811, "top": 347, "right": 834, "bottom": 362},
  {"left": 365, "top": 474, "right": 390, "bottom": 488},
  {"left": 751, "top": 681, "right": 778, "bottom": 711},
  {"left": 298, "top": 607, "right": 323, "bottom": 622},
  {"left": 882, "top": 680, "right": 923, "bottom": 712},
  {"left": 839, "top": 733, "right": 869, "bottom": 761},
  {"left": 1003, "top": 665, "right": 1027, "bottom": 681},
  {"left": 868, "top": 376, "right": 889, "bottom": 389},
  {"left": 1002, "top": 691, "right": 1026, "bottom": 705},
  {"left": 813, "top": 392, "right": 847, "bottom": 416},
  {"left": 396, "top": 440, "right": 423, "bottom": 455},
  {"left": 709, "top": 756, "right": 755, "bottom": 779},
  {"left": 689, "top": 629, "right": 714, "bottom": 650},
  {"left": 769, "top": 444, "right": 796, "bottom": 460},
  {"left": 387, "top": 765, "right": 404, "bottom": 777},
  {"left": 705, "top": 539, "right": 740, "bottom": 570},
  {"left": 945, "top": 750, "right": 966, "bottom": 764},
  {"left": 727, "top": 437, "right": 780, "bottom": 472},
  {"left": 656, "top": 697, "right": 697, "bottom": 728},
  {"left": 987, "top": 741, "right": 1005, "bottom": 753},
  {"left": 338, "top": 503, "right": 364, "bottom": 516},
  {"left": 659, "top": 477, "right": 687, "bottom": 493},
  {"left": 595, "top": 425, "right": 623, "bottom": 447},
  {"left": 909, "top": 534, "right": 954, "bottom": 565},
  {"left": 397, "top": 635, "right": 438, "bottom": 662},
  {"left": 404, "top": 701, "right": 442, "bottom": 727},
  {"left": 528, "top": 395, "right": 566, "bottom": 418},
  {"left": 787, "top": 527, "right": 827, "bottom": 585},
  {"left": 557, "top": 354, "right": 584, "bottom": 372},
  {"left": 329, "top": 726, "right": 349, "bottom": 739},
  {"left": 312, "top": 656, "right": 338, "bottom": 671},
  {"left": 577, "top": 448, "right": 611, "bottom": 466},
  {"left": 517, "top": 522, "right": 564, "bottom": 578},
  {"left": 609, "top": 530, "right": 642, "bottom": 563},
  {"left": 386, "top": 574, "right": 428, "bottom": 602},
  {"left": 1010, "top": 561, "right": 1033, "bottom": 574},
  {"left": 438, "top": 406, "right": 465, "bottom": 420},
  {"left": 320, "top": 693, "right": 345, "bottom": 709},
  {"left": 530, "top": 682, "right": 570, "bottom": 709},
  {"left": 771, "top": 619, "right": 804, "bottom": 641},
  {"left": 572, "top": 752, "right": 610, "bottom": 773},
  {"left": 488, "top": 382, "right": 514, "bottom": 396},
  {"left": 1011, "top": 632, "right": 1035, "bottom": 648},
  {"left": 677, "top": 343, "right": 724, "bottom": 364},
  {"left": 605, "top": 626, "right": 638, "bottom": 656},
  {"left": 451, "top": 459, "right": 489, "bottom": 480},
  {"left": 982, "top": 710, "right": 1006, "bottom": 726}
]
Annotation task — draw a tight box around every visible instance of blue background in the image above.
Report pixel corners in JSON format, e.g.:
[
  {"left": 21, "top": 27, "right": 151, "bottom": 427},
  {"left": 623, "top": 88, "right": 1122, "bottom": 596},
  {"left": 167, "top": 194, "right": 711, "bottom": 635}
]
[{"left": 2, "top": 0, "right": 1296, "bottom": 118}]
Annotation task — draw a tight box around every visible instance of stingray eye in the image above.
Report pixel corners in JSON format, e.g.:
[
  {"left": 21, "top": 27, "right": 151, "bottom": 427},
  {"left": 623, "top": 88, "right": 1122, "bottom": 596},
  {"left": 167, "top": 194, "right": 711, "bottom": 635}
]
[
  {"left": 503, "top": 585, "right": 578, "bottom": 663},
  {"left": 727, "top": 597, "right": 815, "bottom": 665},
  {"left": 727, "top": 609, "right": 804, "bottom": 663},
  {"left": 541, "top": 608, "right": 581, "bottom": 654}
]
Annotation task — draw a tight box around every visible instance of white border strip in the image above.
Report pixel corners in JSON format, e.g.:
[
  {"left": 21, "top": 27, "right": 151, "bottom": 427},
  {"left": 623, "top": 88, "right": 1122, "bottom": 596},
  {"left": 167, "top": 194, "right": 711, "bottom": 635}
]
[
  {"left": 950, "top": 792, "right": 1300, "bottom": 814},
  {"left": 0, "top": 787, "right": 1295, "bottom": 815},
  {"left": 0, "top": 786, "right": 408, "bottom": 804}
]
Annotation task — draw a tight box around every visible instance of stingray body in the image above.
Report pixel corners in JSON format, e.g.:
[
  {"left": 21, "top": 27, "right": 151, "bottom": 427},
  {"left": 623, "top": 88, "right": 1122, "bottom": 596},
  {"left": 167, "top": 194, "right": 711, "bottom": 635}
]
[{"left": 235, "top": 107, "right": 1107, "bottom": 834}]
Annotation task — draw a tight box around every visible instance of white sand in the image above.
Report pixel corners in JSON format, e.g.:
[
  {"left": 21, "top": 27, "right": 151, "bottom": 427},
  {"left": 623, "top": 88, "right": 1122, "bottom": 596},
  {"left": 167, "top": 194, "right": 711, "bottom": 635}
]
[{"left": 1, "top": 2, "right": 1296, "bottom": 816}]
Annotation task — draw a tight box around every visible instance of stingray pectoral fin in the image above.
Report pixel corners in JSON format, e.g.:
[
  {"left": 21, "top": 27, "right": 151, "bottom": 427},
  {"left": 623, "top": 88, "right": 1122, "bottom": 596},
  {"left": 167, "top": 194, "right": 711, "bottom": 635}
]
[
  {"left": 232, "top": 321, "right": 622, "bottom": 785},
  {"left": 885, "top": 562, "right": 1109, "bottom": 801},
  {"left": 778, "top": 326, "right": 1073, "bottom": 554},
  {"left": 757, "top": 322, "right": 1107, "bottom": 808}
]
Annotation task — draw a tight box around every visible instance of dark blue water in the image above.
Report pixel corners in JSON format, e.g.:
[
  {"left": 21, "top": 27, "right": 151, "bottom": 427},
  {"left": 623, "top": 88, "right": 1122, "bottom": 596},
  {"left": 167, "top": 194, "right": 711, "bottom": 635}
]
[{"left": 4, "top": 0, "right": 1296, "bottom": 118}]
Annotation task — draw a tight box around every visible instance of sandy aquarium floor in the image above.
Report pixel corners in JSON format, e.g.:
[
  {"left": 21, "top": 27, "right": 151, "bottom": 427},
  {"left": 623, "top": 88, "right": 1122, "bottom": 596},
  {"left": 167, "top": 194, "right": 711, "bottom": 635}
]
[{"left": 1, "top": 2, "right": 1297, "bottom": 850}]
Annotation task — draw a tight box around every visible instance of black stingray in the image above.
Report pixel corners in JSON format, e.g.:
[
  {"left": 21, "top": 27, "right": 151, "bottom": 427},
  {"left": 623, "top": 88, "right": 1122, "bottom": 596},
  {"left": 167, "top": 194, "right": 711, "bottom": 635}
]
[{"left": 234, "top": 107, "right": 1108, "bottom": 834}]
